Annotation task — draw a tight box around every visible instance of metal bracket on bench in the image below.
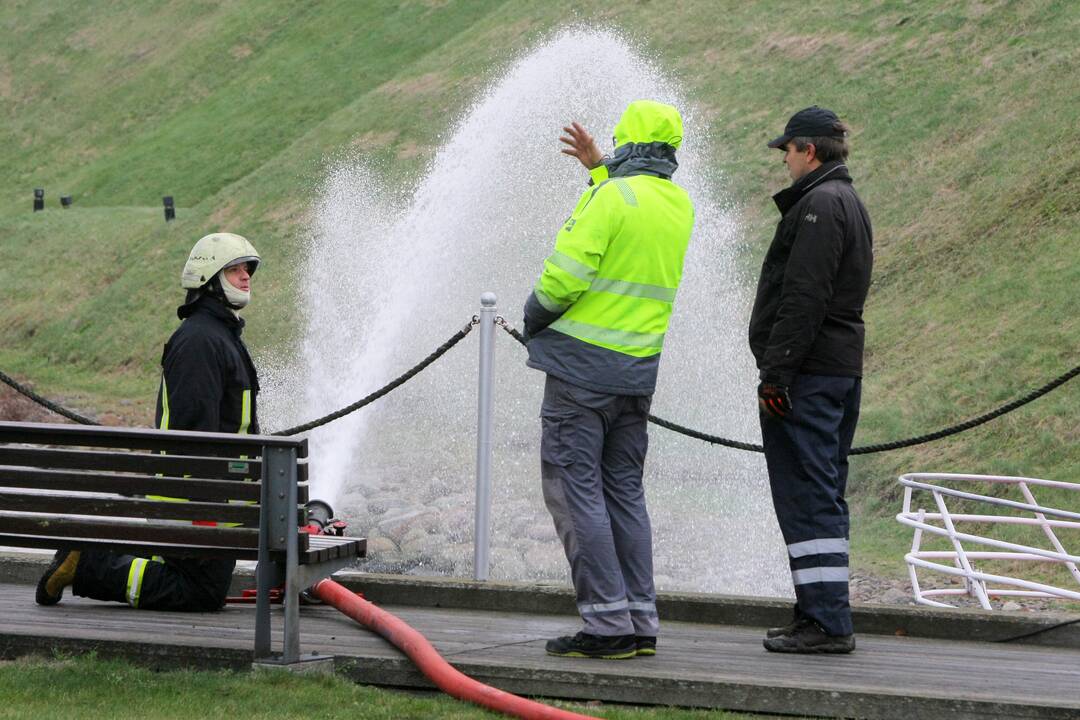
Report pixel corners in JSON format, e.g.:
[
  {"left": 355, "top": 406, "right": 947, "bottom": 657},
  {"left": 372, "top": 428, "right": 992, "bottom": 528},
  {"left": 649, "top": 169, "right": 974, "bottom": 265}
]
[{"left": 254, "top": 445, "right": 301, "bottom": 663}]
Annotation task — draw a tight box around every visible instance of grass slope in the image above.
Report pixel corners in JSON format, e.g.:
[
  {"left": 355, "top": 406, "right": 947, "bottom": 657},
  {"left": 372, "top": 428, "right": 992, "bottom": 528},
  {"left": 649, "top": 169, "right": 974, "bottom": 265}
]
[{"left": 1, "top": 0, "right": 1077, "bottom": 567}]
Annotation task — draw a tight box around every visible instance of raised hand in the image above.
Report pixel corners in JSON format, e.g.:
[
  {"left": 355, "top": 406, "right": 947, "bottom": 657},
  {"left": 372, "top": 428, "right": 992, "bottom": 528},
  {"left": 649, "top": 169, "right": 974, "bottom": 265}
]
[{"left": 559, "top": 121, "right": 605, "bottom": 170}]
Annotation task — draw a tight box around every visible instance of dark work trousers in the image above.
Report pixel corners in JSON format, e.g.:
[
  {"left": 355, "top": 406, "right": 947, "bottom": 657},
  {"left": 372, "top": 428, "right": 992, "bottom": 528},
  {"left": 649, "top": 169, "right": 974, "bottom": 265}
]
[
  {"left": 540, "top": 374, "right": 657, "bottom": 638},
  {"left": 760, "top": 374, "right": 861, "bottom": 637},
  {"left": 73, "top": 549, "right": 235, "bottom": 612}
]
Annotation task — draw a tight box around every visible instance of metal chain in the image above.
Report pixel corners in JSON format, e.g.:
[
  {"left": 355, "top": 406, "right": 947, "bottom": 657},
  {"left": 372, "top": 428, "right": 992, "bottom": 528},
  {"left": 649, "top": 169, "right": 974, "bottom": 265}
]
[
  {"left": 271, "top": 317, "right": 479, "bottom": 436},
  {"left": 3, "top": 314, "right": 1075, "bottom": 451},
  {"left": 495, "top": 318, "right": 1078, "bottom": 455}
]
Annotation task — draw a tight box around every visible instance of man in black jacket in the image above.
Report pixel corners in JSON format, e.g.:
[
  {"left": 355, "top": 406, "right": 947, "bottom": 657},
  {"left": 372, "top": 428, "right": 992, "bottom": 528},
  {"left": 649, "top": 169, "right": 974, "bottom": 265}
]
[
  {"left": 749, "top": 107, "right": 873, "bottom": 653},
  {"left": 36, "top": 233, "right": 262, "bottom": 611}
]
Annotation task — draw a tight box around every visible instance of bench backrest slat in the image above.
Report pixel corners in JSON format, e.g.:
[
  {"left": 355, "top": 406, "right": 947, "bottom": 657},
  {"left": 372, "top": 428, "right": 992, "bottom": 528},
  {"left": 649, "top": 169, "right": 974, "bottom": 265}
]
[
  {"left": 0, "top": 466, "right": 265, "bottom": 502},
  {"left": 0, "top": 422, "right": 307, "bottom": 457},
  {"left": 0, "top": 447, "right": 309, "bottom": 483},
  {"left": 0, "top": 491, "right": 281, "bottom": 525}
]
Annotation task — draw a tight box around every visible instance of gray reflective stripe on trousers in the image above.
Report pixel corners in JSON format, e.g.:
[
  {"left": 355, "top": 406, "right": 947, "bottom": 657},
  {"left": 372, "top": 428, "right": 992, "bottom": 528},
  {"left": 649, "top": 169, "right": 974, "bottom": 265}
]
[
  {"left": 787, "top": 537, "right": 849, "bottom": 558},
  {"left": 791, "top": 566, "right": 849, "bottom": 585},
  {"left": 578, "top": 599, "right": 629, "bottom": 616},
  {"left": 627, "top": 601, "right": 658, "bottom": 616},
  {"left": 590, "top": 277, "right": 676, "bottom": 302},
  {"left": 547, "top": 250, "right": 596, "bottom": 282},
  {"left": 550, "top": 317, "right": 665, "bottom": 349}
]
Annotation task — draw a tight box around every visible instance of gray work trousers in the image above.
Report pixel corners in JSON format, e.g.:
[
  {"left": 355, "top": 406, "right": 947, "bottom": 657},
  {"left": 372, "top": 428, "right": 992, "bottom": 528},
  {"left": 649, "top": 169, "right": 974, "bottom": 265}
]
[{"left": 540, "top": 374, "right": 658, "bottom": 637}]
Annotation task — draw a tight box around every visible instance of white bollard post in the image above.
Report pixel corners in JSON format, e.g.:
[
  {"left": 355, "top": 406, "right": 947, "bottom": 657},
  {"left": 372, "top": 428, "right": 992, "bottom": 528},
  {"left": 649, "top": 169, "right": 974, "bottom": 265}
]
[{"left": 474, "top": 292, "right": 497, "bottom": 581}]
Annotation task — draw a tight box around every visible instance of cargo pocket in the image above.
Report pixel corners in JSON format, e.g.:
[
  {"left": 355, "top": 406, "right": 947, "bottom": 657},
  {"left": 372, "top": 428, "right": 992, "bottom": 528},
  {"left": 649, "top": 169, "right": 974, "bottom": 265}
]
[{"left": 540, "top": 416, "right": 573, "bottom": 468}]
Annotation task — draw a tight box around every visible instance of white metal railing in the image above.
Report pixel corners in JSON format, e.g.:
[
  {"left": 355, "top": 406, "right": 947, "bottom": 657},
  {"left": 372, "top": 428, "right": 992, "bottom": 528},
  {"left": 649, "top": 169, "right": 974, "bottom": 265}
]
[{"left": 896, "top": 472, "right": 1080, "bottom": 609}]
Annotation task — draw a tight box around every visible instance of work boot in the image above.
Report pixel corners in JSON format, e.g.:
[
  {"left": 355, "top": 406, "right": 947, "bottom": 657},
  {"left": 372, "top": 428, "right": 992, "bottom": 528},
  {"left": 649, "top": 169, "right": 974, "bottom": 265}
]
[
  {"left": 763, "top": 619, "right": 855, "bottom": 654},
  {"left": 635, "top": 636, "right": 657, "bottom": 656},
  {"left": 545, "top": 632, "right": 636, "bottom": 659},
  {"left": 766, "top": 608, "right": 805, "bottom": 638},
  {"left": 36, "top": 549, "right": 81, "bottom": 606}
]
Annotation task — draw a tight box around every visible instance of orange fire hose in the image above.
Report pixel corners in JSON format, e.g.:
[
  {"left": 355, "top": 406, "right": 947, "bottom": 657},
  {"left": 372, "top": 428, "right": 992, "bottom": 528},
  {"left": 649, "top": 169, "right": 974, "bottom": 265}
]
[{"left": 311, "top": 578, "right": 596, "bottom": 720}]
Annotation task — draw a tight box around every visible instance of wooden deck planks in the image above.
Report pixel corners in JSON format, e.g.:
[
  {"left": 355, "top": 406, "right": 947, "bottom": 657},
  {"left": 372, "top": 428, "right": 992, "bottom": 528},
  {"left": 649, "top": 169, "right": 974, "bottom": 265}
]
[{"left": 1, "top": 583, "right": 1078, "bottom": 719}]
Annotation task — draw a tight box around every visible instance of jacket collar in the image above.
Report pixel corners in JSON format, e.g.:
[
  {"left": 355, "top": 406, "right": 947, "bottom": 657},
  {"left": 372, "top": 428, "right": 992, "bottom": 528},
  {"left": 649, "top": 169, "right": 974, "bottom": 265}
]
[
  {"left": 604, "top": 141, "right": 678, "bottom": 179},
  {"left": 178, "top": 295, "right": 245, "bottom": 334},
  {"left": 772, "top": 161, "right": 851, "bottom": 215}
]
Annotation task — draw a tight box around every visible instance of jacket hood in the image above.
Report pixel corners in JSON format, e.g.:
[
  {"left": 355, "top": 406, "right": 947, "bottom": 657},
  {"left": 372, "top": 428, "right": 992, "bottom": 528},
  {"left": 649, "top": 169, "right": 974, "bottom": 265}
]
[{"left": 613, "top": 100, "right": 683, "bottom": 150}]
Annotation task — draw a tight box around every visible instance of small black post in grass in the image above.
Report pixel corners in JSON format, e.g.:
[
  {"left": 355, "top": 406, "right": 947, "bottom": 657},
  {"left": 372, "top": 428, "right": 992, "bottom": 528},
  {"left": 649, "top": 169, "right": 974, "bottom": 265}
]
[
  {"left": 60, "top": 195, "right": 73, "bottom": 209},
  {"left": 33, "top": 188, "right": 44, "bottom": 212},
  {"left": 163, "top": 195, "right": 175, "bottom": 222}
]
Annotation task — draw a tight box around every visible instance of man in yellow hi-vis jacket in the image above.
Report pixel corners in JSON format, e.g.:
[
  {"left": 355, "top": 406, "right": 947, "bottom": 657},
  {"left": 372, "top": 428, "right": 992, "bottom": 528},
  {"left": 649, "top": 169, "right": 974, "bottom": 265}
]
[
  {"left": 36, "top": 233, "right": 261, "bottom": 611},
  {"left": 523, "top": 101, "right": 694, "bottom": 659}
]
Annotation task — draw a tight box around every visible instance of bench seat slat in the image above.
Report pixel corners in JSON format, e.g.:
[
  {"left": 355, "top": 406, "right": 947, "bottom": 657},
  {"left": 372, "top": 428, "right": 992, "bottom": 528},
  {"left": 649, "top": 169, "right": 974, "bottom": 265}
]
[
  {"left": 302, "top": 535, "right": 366, "bottom": 564},
  {"left": 0, "top": 492, "right": 272, "bottom": 524},
  {"left": 0, "top": 466, "right": 262, "bottom": 502},
  {"left": 0, "top": 514, "right": 260, "bottom": 548},
  {"left": 0, "top": 534, "right": 261, "bottom": 561}
]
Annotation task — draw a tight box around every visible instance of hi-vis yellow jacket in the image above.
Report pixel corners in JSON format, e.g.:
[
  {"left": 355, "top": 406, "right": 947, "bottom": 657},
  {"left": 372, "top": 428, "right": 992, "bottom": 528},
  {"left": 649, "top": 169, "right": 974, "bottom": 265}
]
[{"left": 524, "top": 100, "right": 695, "bottom": 395}]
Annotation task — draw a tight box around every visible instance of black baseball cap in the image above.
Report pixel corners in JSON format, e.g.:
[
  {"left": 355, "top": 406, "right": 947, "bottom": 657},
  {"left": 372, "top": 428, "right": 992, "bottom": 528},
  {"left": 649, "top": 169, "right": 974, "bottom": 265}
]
[{"left": 767, "top": 106, "right": 845, "bottom": 149}]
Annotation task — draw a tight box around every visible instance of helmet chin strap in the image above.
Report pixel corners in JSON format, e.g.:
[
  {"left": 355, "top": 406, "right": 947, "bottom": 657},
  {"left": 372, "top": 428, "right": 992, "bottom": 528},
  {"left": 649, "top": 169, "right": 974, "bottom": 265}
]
[{"left": 217, "top": 270, "right": 250, "bottom": 309}]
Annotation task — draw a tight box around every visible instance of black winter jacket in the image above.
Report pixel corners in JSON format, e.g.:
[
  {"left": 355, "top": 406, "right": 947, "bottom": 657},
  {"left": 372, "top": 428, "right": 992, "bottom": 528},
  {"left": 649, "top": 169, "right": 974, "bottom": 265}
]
[
  {"left": 154, "top": 296, "right": 260, "bottom": 434},
  {"left": 748, "top": 162, "right": 873, "bottom": 386}
]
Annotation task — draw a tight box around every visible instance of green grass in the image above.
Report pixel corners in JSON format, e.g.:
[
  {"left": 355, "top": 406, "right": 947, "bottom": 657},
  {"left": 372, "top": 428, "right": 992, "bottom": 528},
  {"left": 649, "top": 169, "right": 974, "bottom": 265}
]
[
  {"left": 0, "top": 655, "right": 797, "bottom": 720},
  {"left": 1, "top": 0, "right": 1078, "bottom": 574}
]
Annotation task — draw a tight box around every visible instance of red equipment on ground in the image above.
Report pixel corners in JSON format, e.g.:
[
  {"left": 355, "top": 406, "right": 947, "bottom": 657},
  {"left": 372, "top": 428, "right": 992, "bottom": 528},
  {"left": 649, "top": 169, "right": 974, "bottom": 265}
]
[{"left": 312, "top": 578, "right": 597, "bottom": 720}]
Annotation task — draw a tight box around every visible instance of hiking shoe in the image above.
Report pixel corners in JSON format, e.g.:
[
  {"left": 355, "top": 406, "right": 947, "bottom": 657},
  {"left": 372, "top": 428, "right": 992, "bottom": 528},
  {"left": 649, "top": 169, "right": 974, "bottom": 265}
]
[
  {"left": 36, "top": 549, "right": 81, "bottom": 606},
  {"left": 763, "top": 620, "right": 855, "bottom": 654},
  {"left": 766, "top": 613, "right": 808, "bottom": 639},
  {"left": 545, "top": 632, "right": 636, "bottom": 659},
  {"left": 635, "top": 636, "right": 657, "bottom": 656}
]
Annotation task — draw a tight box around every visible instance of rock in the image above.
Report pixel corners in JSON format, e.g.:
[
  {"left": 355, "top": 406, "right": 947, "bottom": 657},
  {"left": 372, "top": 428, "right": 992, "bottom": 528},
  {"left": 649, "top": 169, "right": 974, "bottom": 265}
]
[
  {"left": 1001, "top": 601, "right": 1023, "bottom": 612},
  {"left": 876, "top": 587, "right": 911, "bottom": 604},
  {"left": 377, "top": 508, "right": 437, "bottom": 542},
  {"left": 365, "top": 536, "right": 399, "bottom": 557}
]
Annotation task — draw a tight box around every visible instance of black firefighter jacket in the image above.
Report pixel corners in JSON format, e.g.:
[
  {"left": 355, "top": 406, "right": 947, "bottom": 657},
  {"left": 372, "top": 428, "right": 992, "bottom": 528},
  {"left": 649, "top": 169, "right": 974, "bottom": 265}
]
[
  {"left": 749, "top": 161, "right": 873, "bottom": 387},
  {"left": 154, "top": 296, "right": 260, "bottom": 434}
]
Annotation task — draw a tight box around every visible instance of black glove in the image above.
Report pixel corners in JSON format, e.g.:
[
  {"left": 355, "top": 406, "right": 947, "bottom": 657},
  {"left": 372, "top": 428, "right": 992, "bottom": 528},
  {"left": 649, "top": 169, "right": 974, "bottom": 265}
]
[{"left": 758, "top": 382, "right": 792, "bottom": 419}]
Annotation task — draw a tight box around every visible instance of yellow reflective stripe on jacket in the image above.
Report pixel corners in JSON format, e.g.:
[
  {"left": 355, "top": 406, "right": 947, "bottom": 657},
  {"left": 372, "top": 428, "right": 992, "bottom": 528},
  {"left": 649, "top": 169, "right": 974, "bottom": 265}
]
[
  {"left": 158, "top": 376, "right": 170, "bottom": 430},
  {"left": 549, "top": 317, "right": 666, "bottom": 350},
  {"left": 546, "top": 250, "right": 597, "bottom": 283},
  {"left": 126, "top": 557, "right": 148, "bottom": 608},
  {"left": 589, "top": 277, "right": 677, "bottom": 302},
  {"left": 238, "top": 390, "right": 251, "bottom": 435}
]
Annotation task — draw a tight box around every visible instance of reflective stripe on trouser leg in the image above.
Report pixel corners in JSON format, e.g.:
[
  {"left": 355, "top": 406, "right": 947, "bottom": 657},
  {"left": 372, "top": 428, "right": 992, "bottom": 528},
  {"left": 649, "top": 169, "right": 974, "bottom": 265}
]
[
  {"left": 126, "top": 558, "right": 148, "bottom": 608},
  {"left": 761, "top": 374, "right": 860, "bottom": 637},
  {"left": 540, "top": 376, "right": 634, "bottom": 637}
]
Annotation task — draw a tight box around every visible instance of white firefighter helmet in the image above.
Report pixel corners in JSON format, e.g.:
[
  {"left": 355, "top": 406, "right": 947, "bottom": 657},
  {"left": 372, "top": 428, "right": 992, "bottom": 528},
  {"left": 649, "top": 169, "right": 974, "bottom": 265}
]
[{"left": 180, "top": 233, "right": 261, "bottom": 289}]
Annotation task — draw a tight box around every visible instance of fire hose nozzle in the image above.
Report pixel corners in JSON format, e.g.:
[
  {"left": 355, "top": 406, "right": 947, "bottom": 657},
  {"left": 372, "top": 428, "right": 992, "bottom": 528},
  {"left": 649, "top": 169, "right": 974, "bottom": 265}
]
[{"left": 304, "top": 499, "right": 334, "bottom": 530}]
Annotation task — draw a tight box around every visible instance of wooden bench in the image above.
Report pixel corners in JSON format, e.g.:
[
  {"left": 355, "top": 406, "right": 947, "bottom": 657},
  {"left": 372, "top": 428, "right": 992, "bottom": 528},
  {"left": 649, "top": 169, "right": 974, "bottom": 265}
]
[{"left": 0, "top": 420, "right": 366, "bottom": 666}]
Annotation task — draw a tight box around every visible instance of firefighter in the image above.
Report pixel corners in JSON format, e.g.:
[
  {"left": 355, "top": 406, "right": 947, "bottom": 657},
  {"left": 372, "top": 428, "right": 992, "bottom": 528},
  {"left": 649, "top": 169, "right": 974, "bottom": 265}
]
[
  {"left": 750, "top": 107, "right": 873, "bottom": 653},
  {"left": 524, "top": 100, "right": 695, "bottom": 659},
  {"left": 36, "top": 233, "right": 262, "bottom": 611}
]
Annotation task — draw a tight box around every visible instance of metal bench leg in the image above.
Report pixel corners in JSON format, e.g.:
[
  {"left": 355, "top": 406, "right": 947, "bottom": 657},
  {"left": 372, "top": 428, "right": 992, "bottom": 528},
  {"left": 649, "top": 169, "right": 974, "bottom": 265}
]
[
  {"left": 254, "top": 552, "right": 272, "bottom": 660},
  {"left": 283, "top": 538, "right": 300, "bottom": 664}
]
